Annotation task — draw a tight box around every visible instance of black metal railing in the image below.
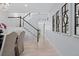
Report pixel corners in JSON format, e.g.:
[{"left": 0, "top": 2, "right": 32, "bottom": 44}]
[{"left": 8, "top": 13, "right": 40, "bottom": 43}]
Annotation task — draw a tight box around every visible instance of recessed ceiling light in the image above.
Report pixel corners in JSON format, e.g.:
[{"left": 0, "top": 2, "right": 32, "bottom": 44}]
[
  {"left": 25, "top": 4, "right": 28, "bottom": 7},
  {"left": 0, "top": 3, "right": 9, "bottom": 11}
]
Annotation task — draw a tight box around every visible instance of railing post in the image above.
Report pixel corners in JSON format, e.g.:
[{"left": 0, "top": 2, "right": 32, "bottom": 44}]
[
  {"left": 22, "top": 18, "right": 25, "bottom": 27},
  {"left": 19, "top": 16, "right": 22, "bottom": 27},
  {"left": 37, "top": 29, "right": 40, "bottom": 43}
]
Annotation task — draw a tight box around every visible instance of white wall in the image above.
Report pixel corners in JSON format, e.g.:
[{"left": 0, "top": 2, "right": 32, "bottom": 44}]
[
  {"left": 44, "top": 3, "right": 79, "bottom": 56},
  {"left": 0, "top": 10, "right": 9, "bottom": 26},
  {"left": 0, "top": 11, "right": 20, "bottom": 28}
]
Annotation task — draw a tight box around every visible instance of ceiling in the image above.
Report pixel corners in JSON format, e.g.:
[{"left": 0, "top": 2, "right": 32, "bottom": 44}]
[{"left": 6, "top": 3, "right": 59, "bottom": 13}]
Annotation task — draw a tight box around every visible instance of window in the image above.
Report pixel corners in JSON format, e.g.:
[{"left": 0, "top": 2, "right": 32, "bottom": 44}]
[
  {"left": 56, "top": 11, "right": 60, "bottom": 32},
  {"left": 52, "top": 15, "right": 55, "bottom": 31},
  {"left": 74, "top": 3, "right": 79, "bottom": 35},
  {"left": 62, "top": 3, "right": 69, "bottom": 33}
]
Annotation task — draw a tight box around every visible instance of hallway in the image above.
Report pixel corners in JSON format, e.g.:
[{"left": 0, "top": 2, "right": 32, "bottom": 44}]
[{"left": 0, "top": 3, "right": 79, "bottom": 56}]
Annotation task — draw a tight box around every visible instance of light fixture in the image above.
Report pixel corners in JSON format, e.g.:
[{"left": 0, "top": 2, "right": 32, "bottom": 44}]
[
  {"left": 0, "top": 3, "right": 9, "bottom": 11},
  {"left": 25, "top": 4, "right": 28, "bottom": 7}
]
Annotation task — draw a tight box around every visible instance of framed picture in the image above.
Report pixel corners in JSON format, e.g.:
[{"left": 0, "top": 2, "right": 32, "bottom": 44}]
[
  {"left": 74, "top": 3, "right": 79, "bottom": 35},
  {"left": 61, "top": 3, "right": 69, "bottom": 33},
  {"left": 52, "top": 15, "right": 55, "bottom": 31},
  {"left": 56, "top": 11, "right": 60, "bottom": 32}
]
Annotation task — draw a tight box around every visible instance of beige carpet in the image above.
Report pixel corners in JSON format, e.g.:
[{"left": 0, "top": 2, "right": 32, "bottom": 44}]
[{"left": 21, "top": 36, "right": 60, "bottom": 56}]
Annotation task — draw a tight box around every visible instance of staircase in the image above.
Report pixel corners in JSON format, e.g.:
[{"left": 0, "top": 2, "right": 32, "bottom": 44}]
[{"left": 8, "top": 13, "right": 40, "bottom": 44}]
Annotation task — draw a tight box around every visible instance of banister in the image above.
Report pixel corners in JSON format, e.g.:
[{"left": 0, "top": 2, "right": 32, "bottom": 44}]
[
  {"left": 8, "top": 17, "right": 20, "bottom": 18},
  {"left": 24, "top": 27, "right": 37, "bottom": 37},
  {"left": 22, "top": 18, "right": 39, "bottom": 31},
  {"left": 23, "top": 12, "right": 31, "bottom": 19}
]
